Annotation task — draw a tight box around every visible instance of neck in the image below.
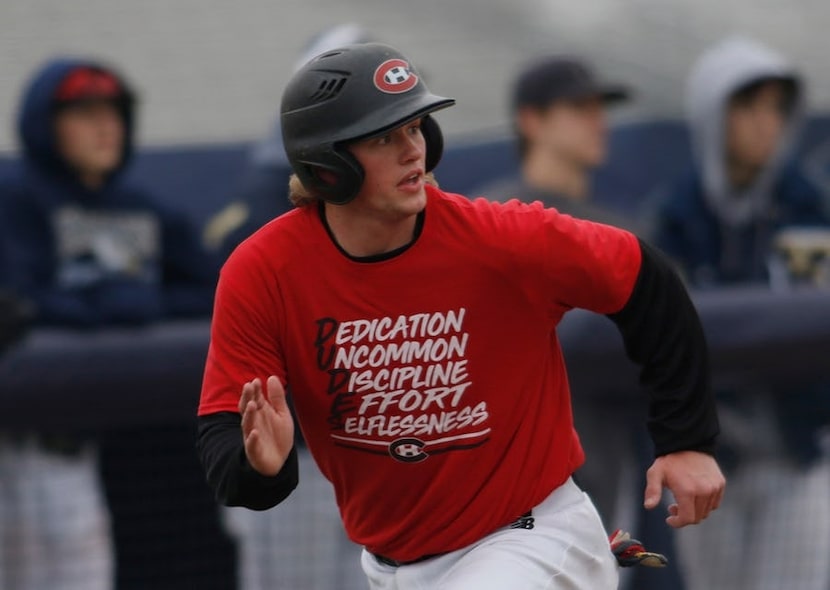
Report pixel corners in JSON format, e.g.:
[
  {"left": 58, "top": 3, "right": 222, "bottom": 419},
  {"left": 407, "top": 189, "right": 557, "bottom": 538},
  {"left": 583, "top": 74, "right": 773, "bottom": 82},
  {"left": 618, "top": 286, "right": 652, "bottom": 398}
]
[
  {"left": 522, "top": 149, "right": 590, "bottom": 200},
  {"left": 78, "top": 170, "right": 107, "bottom": 190},
  {"left": 323, "top": 203, "right": 419, "bottom": 258},
  {"left": 726, "top": 159, "right": 762, "bottom": 191}
]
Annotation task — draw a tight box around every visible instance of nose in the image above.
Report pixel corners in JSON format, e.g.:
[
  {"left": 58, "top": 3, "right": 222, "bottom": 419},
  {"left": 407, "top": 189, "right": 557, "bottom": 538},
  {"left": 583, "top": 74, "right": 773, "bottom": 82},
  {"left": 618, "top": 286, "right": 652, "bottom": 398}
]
[
  {"left": 754, "top": 105, "right": 784, "bottom": 147},
  {"left": 400, "top": 128, "right": 425, "bottom": 163},
  {"left": 91, "top": 107, "right": 123, "bottom": 138}
]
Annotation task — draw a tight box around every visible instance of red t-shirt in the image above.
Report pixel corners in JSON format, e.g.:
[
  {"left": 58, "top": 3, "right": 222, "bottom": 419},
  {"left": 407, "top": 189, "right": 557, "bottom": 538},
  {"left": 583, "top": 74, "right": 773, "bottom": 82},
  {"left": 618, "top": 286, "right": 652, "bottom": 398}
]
[{"left": 199, "top": 185, "right": 641, "bottom": 561}]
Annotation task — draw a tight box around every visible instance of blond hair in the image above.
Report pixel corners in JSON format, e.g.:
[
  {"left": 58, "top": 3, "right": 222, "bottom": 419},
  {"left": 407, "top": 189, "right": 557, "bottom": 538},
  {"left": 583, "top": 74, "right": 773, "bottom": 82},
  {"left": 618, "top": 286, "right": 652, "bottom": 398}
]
[{"left": 288, "top": 172, "right": 440, "bottom": 207}]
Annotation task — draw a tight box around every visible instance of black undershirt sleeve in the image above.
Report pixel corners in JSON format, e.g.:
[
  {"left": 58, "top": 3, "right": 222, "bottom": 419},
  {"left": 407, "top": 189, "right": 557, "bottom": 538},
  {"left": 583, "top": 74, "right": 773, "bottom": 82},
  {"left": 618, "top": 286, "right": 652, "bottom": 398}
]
[
  {"left": 196, "top": 412, "right": 299, "bottom": 510},
  {"left": 607, "top": 239, "right": 720, "bottom": 457}
]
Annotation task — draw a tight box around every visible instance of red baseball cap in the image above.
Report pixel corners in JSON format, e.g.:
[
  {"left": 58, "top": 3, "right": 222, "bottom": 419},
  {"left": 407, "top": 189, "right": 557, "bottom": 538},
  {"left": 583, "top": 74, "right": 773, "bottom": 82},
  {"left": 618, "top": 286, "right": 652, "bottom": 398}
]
[{"left": 54, "top": 67, "right": 125, "bottom": 104}]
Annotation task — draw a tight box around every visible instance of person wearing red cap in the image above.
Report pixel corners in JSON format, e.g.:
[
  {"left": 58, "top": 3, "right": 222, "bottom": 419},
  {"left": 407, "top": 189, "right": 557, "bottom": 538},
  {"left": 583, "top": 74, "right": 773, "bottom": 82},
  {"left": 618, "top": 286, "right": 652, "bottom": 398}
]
[{"left": 0, "top": 58, "right": 220, "bottom": 590}]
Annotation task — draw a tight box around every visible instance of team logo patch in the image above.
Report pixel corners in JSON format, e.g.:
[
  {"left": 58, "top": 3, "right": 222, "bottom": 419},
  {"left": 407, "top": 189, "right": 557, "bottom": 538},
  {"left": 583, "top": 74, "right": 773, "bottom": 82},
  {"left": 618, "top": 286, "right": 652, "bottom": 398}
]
[
  {"left": 389, "top": 437, "right": 429, "bottom": 463},
  {"left": 373, "top": 59, "right": 419, "bottom": 94}
]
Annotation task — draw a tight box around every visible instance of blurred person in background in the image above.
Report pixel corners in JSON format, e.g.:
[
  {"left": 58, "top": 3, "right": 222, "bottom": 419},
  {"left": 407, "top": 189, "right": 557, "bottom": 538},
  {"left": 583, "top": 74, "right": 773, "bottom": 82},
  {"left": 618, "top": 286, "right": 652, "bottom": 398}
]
[
  {"left": 203, "top": 23, "right": 375, "bottom": 262},
  {"left": 651, "top": 35, "right": 830, "bottom": 590},
  {"left": 481, "top": 55, "right": 682, "bottom": 590},
  {"left": 0, "top": 291, "right": 35, "bottom": 588},
  {"left": 0, "top": 57, "right": 223, "bottom": 590},
  {"left": 479, "top": 55, "right": 635, "bottom": 230},
  {"left": 483, "top": 55, "right": 638, "bottom": 527}
]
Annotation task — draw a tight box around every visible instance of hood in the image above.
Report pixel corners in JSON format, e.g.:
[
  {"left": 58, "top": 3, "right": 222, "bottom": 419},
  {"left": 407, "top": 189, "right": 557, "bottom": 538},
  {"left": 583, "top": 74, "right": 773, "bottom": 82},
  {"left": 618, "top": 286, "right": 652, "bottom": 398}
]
[
  {"left": 16, "top": 57, "right": 136, "bottom": 184},
  {"left": 685, "top": 36, "right": 803, "bottom": 226}
]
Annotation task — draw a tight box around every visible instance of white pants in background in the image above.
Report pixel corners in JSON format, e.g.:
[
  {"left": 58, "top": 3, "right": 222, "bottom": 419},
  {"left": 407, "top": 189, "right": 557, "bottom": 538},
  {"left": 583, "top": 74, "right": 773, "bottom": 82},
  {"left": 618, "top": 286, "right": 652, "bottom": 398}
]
[
  {"left": 360, "top": 478, "right": 618, "bottom": 590},
  {"left": 222, "top": 446, "right": 366, "bottom": 590},
  {"left": 0, "top": 437, "right": 113, "bottom": 590},
  {"left": 676, "top": 455, "right": 830, "bottom": 590}
]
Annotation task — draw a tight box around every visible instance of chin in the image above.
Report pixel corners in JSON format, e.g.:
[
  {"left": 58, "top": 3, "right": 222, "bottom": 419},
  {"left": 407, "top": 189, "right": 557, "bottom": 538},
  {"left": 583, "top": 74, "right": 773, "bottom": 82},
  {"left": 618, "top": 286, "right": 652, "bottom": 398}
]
[
  {"left": 406, "top": 190, "right": 428, "bottom": 212},
  {"left": 584, "top": 148, "right": 606, "bottom": 168}
]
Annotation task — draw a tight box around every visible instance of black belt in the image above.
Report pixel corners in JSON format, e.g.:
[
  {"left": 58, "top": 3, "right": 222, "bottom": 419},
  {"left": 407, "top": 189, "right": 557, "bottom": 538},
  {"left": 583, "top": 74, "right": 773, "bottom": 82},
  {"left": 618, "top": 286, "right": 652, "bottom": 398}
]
[
  {"left": 372, "top": 510, "right": 533, "bottom": 568},
  {"left": 373, "top": 552, "right": 442, "bottom": 568}
]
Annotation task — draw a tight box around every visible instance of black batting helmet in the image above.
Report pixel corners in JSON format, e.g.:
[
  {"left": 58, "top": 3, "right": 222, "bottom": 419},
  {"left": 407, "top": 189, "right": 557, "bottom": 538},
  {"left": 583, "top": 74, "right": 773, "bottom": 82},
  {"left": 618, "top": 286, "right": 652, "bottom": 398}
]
[{"left": 280, "top": 43, "right": 455, "bottom": 205}]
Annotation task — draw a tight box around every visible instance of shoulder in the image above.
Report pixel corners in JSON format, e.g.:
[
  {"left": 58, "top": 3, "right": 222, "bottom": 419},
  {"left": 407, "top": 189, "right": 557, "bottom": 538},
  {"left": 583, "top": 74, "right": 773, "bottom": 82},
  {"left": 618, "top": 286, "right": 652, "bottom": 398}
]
[
  {"left": 0, "top": 171, "right": 26, "bottom": 203},
  {"left": 427, "top": 185, "right": 553, "bottom": 237},
  {"left": 428, "top": 184, "right": 544, "bottom": 218},
  {"left": 426, "top": 185, "right": 634, "bottom": 257},
  {"left": 0, "top": 161, "right": 36, "bottom": 198},
  {"left": 774, "top": 162, "right": 828, "bottom": 207},
  {"left": 467, "top": 176, "right": 524, "bottom": 202},
  {"left": 0, "top": 166, "right": 42, "bottom": 220}
]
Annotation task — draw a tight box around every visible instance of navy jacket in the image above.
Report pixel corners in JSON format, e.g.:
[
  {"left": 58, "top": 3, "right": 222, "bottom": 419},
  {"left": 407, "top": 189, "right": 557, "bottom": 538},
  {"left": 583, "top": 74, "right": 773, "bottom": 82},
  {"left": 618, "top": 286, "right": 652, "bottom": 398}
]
[
  {"left": 653, "top": 163, "right": 829, "bottom": 286},
  {"left": 0, "top": 58, "right": 217, "bottom": 328},
  {"left": 653, "top": 163, "right": 830, "bottom": 466}
]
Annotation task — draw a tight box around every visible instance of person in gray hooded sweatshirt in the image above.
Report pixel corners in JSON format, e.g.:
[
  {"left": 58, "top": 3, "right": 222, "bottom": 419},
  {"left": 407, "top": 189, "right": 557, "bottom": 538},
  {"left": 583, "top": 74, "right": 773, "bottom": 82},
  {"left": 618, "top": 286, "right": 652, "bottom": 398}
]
[{"left": 652, "top": 36, "right": 830, "bottom": 590}]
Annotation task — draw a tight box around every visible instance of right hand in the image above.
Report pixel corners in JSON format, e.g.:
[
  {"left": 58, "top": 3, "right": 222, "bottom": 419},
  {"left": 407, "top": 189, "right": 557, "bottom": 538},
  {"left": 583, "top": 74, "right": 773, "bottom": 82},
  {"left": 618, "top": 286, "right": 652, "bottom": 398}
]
[{"left": 238, "top": 376, "right": 295, "bottom": 476}]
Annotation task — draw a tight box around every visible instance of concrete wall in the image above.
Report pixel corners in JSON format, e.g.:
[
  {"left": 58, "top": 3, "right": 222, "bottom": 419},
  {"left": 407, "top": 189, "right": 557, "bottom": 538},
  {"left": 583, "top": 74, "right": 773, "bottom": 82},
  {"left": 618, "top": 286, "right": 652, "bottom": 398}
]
[{"left": 1, "top": 0, "right": 828, "bottom": 152}]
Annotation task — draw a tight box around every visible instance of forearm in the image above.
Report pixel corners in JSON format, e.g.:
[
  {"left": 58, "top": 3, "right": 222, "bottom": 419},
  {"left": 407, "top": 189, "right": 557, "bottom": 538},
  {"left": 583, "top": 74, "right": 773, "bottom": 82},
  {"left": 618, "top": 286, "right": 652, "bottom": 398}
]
[
  {"left": 608, "top": 239, "right": 719, "bottom": 456},
  {"left": 196, "top": 412, "right": 298, "bottom": 510}
]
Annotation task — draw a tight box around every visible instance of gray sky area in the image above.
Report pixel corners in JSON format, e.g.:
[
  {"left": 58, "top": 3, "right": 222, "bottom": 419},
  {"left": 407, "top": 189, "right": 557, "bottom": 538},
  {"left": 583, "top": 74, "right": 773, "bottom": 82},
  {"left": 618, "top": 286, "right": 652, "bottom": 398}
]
[{"left": 1, "top": 0, "right": 828, "bottom": 152}]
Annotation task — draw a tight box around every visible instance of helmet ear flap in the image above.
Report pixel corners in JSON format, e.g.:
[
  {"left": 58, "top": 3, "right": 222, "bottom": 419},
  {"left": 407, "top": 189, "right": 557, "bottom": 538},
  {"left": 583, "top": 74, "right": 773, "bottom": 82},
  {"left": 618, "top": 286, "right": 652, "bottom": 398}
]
[
  {"left": 303, "top": 148, "right": 365, "bottom": 205},
  {"left": 422, "top": 115, "right": 444, "bottom": 172},
  {"left": 314, "top": 167, "right": 340, "bottom": 186},
  {"left": 308, "top": 117, "right": 443, "bottom": 204}
]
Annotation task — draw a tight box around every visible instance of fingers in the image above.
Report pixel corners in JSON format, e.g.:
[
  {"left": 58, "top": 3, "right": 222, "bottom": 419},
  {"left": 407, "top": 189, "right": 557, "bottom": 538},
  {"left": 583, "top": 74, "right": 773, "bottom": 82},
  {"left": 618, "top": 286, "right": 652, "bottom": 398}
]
[
  {"left": 244, "top": 427, "right": 260, "bottom": 452},
  {"left": 702, "top": 484, "right": 719, "bottom": 516},
  {"left": 648, "top": 451, "right": 726, "bottom": 528},
  {"left": 712, "top": 481, "right": 725, "bottom": 511},
  {"left": 238, "top": 378, "right": 263, "bottom": 414},
  {"left": 695, "top": 490, "right": 711, "bottom": 522},
  {"left": 240, "top": 395, "right": 258, "bottom": 435},
  {"left": 666, "top": 493, "right": 697, "bottom": 528},
  {"left": 239, "top": 378, "right": 266, "bottom": 439},
  {"left": 666, "top": 495, "right": 707, "bottom": 528},
  {"left": 643, "top": 465, "right": 663, "bottom": 510},
  {"left": 265, "top": 375, "right": 289, "bottom": 412},
  {"left": 666, "top": 477, "right": 726, "bottom": 528},
  {"left": 243, "top": 428, "right": 268, "bottom": 472},
  {"left": 703, "top": 471, "right": 726, "bottom": 517}
]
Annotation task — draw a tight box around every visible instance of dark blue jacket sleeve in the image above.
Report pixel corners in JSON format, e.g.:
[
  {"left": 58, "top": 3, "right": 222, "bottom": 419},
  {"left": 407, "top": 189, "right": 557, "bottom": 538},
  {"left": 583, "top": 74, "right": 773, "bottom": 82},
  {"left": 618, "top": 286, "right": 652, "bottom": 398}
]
[{"left": 160, "top": 207, "right": 220, "bottom": 318}]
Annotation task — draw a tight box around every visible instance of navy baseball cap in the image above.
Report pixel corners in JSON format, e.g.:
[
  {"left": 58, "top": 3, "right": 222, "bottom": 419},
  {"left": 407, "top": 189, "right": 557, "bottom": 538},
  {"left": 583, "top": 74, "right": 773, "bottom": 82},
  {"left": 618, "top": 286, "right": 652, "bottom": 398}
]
[{"left": 512, "top": 56, "right": 630, "bottom": 111}]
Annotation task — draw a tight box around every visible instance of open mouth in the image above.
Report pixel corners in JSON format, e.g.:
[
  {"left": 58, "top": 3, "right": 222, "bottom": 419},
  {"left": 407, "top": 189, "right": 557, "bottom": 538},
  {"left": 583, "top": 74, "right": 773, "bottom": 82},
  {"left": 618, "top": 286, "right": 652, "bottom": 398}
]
[{"left": 398, "top": 171, "right": 423, "bottom": 188}]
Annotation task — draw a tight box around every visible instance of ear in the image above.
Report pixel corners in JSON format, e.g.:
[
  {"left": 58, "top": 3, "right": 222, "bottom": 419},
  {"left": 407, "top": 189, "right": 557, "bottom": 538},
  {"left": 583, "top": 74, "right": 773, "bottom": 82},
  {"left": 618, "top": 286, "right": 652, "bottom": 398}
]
[{"left": 515, "top": 106, "right": 546, "bottom": 143}]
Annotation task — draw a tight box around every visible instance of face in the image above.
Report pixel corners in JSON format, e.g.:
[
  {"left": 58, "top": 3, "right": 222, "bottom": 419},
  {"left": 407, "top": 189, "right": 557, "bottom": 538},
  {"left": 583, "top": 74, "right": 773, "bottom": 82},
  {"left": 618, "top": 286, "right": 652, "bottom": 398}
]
[
  {"left": 726, "top": 81, "right": 789, "bottom": 170},
  {"left": 520, "top": 97, "right": 608, "bottom": 167},
  {"left": 55, "top": 101, "right": 125, "bottom": 180},
  {"left": 347, "top": 119, "right": 427, "bottom": 219}
]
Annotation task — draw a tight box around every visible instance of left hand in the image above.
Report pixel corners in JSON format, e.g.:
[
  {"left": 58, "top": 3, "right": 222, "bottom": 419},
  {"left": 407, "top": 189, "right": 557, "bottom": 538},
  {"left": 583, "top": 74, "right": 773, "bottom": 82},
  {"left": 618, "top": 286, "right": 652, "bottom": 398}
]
[{"left": 643, "top": 450, "right": 725, "bottom": 528}]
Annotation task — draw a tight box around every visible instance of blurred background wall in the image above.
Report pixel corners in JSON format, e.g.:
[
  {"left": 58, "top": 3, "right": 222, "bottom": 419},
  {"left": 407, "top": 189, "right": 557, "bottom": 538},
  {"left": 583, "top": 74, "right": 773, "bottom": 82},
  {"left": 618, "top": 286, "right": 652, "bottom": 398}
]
[{"left": 1, "top": 0, "right": 828, "bottom": 153}]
